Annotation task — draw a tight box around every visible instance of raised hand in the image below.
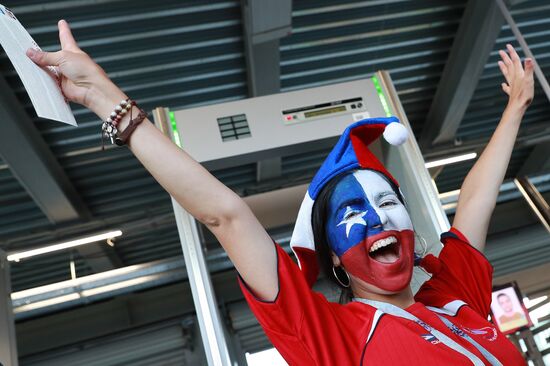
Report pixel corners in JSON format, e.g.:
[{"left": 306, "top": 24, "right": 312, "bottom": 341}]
[
  {"left": 26, "top": 20, "right": 124, "bottom": 117},
  {"left": 498, "top": 44, "right": 535, "bottom": 111}
]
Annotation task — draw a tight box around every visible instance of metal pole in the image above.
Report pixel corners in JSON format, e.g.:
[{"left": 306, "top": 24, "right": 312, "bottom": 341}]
[
  {"left": 518, "top": 329, "right": 545, "bottom": 366},
  {"left": 507, "top": 333, "right": 526, "bottom": 361},
  {"left": 153, "top": 107, "right": 232, "bottom": 366},
  {"left": 376, "top": 71, "right": 451, "bottom": 292},
  {"left": 171, "top": 204, "right": 232, "bottom": 366},
  {"left": 0, "top": 250, "right": 18, "bottom": 366},
  {"left": 495, "top": 0, "right": 550, "bottom": 102},
  {"left": 514, "top": 177, "right": 550, "bottom": 233}
]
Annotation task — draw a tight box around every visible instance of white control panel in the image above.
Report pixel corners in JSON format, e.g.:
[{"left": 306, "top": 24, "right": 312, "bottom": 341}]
[{"left": 281, "top": 97, "right": 368, "bottom": 124}]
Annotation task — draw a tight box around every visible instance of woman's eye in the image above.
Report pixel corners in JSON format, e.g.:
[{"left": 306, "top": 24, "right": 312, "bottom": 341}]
[
  {"left": 380, "top": 200, "right": 397, "bottom": 208},
  {"left": 344, "top": 211, "right": 360, "bottom": 220}
]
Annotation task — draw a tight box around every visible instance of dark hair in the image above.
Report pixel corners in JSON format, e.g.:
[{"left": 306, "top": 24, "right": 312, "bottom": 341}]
[
  {"left": 497, "top": 293, "right": 511, "bottom": 300},
  {"left": 311, "top": 169, "right": 404, "bottom": 304}
]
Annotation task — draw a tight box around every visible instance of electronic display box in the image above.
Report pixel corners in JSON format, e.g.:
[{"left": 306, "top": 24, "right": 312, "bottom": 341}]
[{"left": 160, "top": 77, "right": 386, "bottom": 170}]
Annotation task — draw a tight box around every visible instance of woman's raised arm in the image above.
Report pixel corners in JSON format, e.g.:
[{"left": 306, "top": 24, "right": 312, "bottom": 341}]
[
  {"left": 453, "top": 44, "right": 534, "bottom": 251},
  {"left": 28, "top": 20, "right": 279, "bottom": 301}
]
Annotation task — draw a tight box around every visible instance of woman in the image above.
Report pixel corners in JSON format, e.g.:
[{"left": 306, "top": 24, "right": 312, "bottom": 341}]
[{"left": 27, "top": 20, "right": 533, "bottom": 365}]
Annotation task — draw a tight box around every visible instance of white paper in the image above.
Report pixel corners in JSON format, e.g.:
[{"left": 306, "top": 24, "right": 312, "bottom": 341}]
[{"left": 0, "top": 4, "right": 76, "bottom": 126}]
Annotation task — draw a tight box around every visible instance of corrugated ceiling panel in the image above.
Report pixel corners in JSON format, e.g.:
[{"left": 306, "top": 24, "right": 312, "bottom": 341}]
[
  {"left": 0, "top": 167, "right": 50, "bottom": 240},
  {"left": 435, "top": 146, "right": 533, "bottom": 193},
  {"left": 282, "top": 0, "right": 466, "bottom": 137},
  {"left": 458, "top": 0, "right": 550, "bottom": 142},
  {"left": 0, "top": 0, "right": 247, "bottom": 231},
  {"left": 486, "top": 224, "right": 550, "bottom": 277},
  {"left": 11, "top": 250, "right": 93, "bottom": 291},
  {"left": 0, "top": 0, "right": 251, "bottom": 273},
  {"left": 20, "top": 321, "right": 190, "bottom": 366},
  {"left": 117, "top": 225, "right": 182, "bottom": 265}
]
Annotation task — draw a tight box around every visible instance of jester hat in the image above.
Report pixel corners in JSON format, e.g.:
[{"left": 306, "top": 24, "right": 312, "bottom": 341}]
[{"left": 289, "top": 116, "right": 409, "bottom": 287}]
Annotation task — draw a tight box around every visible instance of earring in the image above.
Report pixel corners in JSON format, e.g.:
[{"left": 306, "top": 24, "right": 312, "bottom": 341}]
[
  {"left": 332, "top": 265, "right": 351, "bottom": 288},
  {"left": 414, "top": 231, "right": 428, "bottom": 257}
]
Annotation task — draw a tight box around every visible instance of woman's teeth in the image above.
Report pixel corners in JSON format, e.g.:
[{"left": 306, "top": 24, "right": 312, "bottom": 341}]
[{"left": 369, "top": 236, "right": 397, "bottom": 253}]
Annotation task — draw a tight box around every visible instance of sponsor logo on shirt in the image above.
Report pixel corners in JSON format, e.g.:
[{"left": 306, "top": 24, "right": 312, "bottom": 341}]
[
  {"left": 448, "top": 323, "right": 467, "bottom": 337},
  {"left": 421, "top": 333, "right": 441, "bottom": 345}
]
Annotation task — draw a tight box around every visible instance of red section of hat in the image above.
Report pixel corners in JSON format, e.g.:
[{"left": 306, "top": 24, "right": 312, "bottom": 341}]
[{"left": 349, "top": 123, "right": 400, "bottom": 187}]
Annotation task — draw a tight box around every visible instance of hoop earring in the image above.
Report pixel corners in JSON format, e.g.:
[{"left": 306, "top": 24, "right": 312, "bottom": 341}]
[
  {"left": 414, "top": 231, "right": 428, "bottom": 257},
  {"left": 332, "top": 265, "right": 350, "bottom": 288}
]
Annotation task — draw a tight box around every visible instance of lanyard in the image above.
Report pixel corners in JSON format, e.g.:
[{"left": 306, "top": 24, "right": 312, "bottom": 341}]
[{"left": 353, "top": 298, "right": 503, "bottom": 366}]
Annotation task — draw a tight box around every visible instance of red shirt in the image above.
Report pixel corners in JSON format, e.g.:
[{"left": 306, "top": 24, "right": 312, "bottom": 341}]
[{"left": 239, "top": 228, "right": 526, "bottom": 365}]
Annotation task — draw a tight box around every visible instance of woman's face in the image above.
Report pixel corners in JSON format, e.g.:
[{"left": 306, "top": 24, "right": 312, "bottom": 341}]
[{"left": 326, "top": 170, "right": 415, "bottom": 292}]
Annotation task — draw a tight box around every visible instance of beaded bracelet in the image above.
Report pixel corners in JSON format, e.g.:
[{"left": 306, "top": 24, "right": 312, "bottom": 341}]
[
  {"left": 101, "top": 99, "right": 147, "bottom": 147},
  {"left": 101, "top": 99, "right": 133, "bottom": 145}
]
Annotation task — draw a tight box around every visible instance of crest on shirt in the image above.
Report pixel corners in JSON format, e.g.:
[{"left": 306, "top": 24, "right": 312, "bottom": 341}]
[
  {"left": 463, "top": 326, "right": 498, "bottom": 342},
  {"left": 421, "top": 333, "right": 441, "bottom": 345}
]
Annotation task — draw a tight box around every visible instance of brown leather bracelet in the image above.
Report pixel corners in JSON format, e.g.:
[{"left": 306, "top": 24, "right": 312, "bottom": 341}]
[{"left": 115, "top": 109, "right": 148, "bottom": 146}]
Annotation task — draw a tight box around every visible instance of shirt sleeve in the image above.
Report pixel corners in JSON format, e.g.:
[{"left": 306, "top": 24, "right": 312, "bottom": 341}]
[
  {"left": 414, "top": 227, "right": 494, "bottom": 317},
  {"left": 238, "top": 243, "right": 369, "bottom": 365}
]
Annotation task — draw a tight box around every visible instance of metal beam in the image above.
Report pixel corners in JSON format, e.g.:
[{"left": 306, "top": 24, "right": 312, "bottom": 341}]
[
  {"left": 514, "top": 177, "right": 550, "bottom": 233},
  {"left": 153, "top": 108, "right": 232, "bottom": 366},
  {"left": 518, "top": 143, "right": 550, "bottom": 177},
  {"left": 0, "top": 75, "right": 90, "bottom": 224},
  {"left": 242, "top": 38, "right": 281, "bottom": 97},
  {"left": 241, "top": 0, "right": 291, "bottom": 181},
  {"left": 420, "top": 0, "right": 505, "bottom": 148},
  {"left": 241, "top": 0, "right": 291, "bottom": 97},
  {"left": 76, "top": 243, "right": 123, "bottom": 272},
  {"left": 0, "top": 250, "right": 18, "bottom": 366},
  {"left": 422, "top": 123, "right": 550, "bottom": 161}
]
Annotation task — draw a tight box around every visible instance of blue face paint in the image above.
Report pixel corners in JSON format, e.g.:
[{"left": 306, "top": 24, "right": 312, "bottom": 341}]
[{"left": 326, "top": 174, "right": 384, "bottom": 256}]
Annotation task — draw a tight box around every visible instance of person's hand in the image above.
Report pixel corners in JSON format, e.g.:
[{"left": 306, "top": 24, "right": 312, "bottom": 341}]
[
  {"left": 498, "top": 44, "right": 534, "bottom": 112},
  {"left": 26, "top": 20, "right": 125, "bottom": 117}
]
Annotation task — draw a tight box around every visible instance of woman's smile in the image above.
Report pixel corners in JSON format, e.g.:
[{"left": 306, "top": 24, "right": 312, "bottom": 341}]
[{"left": 368, "top": 234, "right": 399, "bottom": 263}]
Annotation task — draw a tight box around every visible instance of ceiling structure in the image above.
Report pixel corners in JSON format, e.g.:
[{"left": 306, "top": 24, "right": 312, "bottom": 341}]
[{"left": 0, "top": 0, "right": 549, "bottom": 363}]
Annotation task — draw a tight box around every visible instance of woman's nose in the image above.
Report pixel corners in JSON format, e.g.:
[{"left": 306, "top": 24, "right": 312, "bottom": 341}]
[{"left": 376, "top": 210, "right": 389, "bottom": 226}]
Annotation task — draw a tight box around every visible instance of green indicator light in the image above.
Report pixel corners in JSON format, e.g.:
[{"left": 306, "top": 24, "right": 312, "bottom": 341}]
[
  {"left": 371, "top": 75, "right": 392, "bottom": 117},
  {"left": 169, "top": 111, "right": 182, "bottom": 148}
]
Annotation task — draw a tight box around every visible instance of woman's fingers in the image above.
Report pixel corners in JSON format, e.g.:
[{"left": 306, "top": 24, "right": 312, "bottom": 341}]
[
  {"left": 58, "top": 20, "right": 81, "bottom": 52},
  {"left": 501, "top": 82, "right": 510, "bottom": 96},
  {"left": 498, "top": 60, "right": 510, "bottom": 83},
  {"left": 499, "top": 49, "right": 512, "bottom": 65},
  {"left": 506, "top": 44, "right": 523, "bottom": 74},
  {"left": 524, "top": 58, "right": 534, "bottom": 78},
  {"left": 26, "top": 49, "right": 64, "bottom": 67}
]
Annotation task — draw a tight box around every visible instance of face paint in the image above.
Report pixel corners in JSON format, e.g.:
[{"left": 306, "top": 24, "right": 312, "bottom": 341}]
[{"left": 326, "top": 170, "right": 414, "bottom": 292}]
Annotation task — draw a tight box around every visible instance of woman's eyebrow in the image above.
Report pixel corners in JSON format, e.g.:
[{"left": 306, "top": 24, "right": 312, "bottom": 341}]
[
  {"left": 374, "top": 191, "right": 396, "bottom": 201},
  {"left": 337, "top": 198, "right": 363, "bottom": 211}
]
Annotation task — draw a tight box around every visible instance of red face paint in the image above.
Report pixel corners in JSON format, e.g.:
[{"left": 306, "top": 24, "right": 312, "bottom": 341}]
[{"left": 340, "top": 229, "right": 415, "bottom": 292}]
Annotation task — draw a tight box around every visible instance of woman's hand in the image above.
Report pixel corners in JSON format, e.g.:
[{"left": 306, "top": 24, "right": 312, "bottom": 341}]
[
  {"left": 26, "top": 20, "right": 125, "bottom": 118},
  {"left": 498, "top": 44, "right": 535, "bottom": 111},
  {"left": 453, "top": 45, "right": 534, "bottom": 250}
]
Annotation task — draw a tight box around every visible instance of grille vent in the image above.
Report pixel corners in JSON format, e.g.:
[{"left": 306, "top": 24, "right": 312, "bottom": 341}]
[{"left": 217, "top": 114, "right": 251, "bottom": 142}]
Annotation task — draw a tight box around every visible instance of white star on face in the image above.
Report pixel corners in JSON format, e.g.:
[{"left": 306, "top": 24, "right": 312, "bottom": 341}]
[{"left": 337, "top": 206, "right": 367, "bottom": 238}]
